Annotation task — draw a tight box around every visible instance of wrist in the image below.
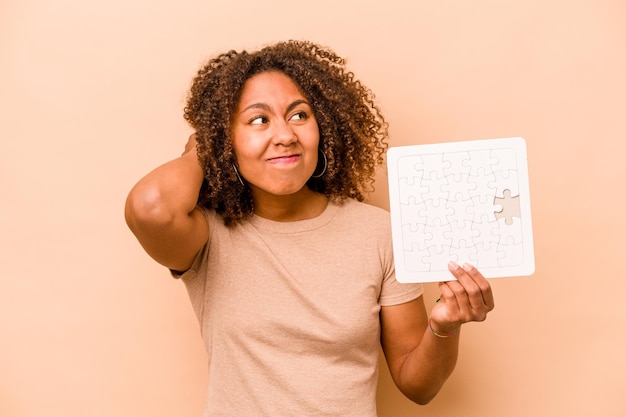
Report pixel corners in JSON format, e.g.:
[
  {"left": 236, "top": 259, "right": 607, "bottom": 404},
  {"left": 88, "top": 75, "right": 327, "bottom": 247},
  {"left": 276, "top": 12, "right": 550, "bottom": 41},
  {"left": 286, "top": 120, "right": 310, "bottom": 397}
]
[{"left": 428, "top": 318, "right": 461, "bottom": 339}]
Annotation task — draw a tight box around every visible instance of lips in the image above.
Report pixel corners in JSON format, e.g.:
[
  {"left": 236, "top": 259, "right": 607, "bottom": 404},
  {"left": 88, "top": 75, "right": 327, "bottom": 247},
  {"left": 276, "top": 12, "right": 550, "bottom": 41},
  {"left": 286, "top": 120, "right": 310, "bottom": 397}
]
[{"left": 267, "top": 154, "right": 300, "bottom": 163}]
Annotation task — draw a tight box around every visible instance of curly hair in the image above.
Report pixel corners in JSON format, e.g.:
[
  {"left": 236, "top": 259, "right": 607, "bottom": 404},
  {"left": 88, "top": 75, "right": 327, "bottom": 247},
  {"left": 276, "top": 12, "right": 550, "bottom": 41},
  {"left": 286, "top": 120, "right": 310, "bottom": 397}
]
[{"left": 183, "top": 40, "right": 389, "bottom": 226}]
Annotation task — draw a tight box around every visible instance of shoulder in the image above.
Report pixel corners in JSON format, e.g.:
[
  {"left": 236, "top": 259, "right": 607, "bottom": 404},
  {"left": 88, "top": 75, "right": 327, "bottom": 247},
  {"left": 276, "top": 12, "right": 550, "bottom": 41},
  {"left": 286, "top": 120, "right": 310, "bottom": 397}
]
[
  {"left": 336, "top": 198, "right": 389, "bottom": 217},
  {"left": 330, "top": 199, "right": 392, "bottom": 241},
  {"left": 335, "top": 199, "right": 390, "bottom": 226},
  {"left": 197, "top": 205, "right": 236, "bottom": 231}
]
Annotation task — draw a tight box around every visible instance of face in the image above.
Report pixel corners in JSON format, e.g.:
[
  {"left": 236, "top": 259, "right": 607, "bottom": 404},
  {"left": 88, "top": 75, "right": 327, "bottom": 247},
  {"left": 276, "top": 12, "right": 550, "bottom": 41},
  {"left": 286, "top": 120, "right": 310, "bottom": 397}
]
[{"left": 231, "top": 71, "right": 320, "bottom": 198}]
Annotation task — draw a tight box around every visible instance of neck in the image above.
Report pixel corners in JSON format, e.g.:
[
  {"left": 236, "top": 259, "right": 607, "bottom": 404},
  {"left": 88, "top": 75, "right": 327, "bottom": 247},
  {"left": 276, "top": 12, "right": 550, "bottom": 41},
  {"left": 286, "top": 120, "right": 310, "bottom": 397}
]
[{"left": 251, "top": 187, "right": 328, "bottom": 222}]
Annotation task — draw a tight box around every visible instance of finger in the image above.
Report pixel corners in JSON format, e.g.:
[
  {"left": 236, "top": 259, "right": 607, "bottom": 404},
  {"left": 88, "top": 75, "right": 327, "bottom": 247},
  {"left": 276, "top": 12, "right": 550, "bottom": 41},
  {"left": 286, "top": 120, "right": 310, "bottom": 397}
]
[
  {"left": 446, "top": 262, "right": 489, "bottom": 319},
  {"left": 437, "top": 282, "right": 460, "bottom": 312},
  {"left": 183, "top": 133, "right": 198, "bottom": 155},
  {"left": 460, "top": 263, "right": 495, "bottom": 312}
]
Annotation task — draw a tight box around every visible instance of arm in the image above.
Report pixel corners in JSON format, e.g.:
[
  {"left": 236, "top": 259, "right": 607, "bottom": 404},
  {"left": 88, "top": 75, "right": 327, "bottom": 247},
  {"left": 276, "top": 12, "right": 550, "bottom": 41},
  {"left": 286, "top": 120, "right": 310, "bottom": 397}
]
[
  {"left": 124, "top": 134, "right": 209, "bottom": 272},
  {"left": 380, "top": 262, "right": 495, "bottom": 405}
]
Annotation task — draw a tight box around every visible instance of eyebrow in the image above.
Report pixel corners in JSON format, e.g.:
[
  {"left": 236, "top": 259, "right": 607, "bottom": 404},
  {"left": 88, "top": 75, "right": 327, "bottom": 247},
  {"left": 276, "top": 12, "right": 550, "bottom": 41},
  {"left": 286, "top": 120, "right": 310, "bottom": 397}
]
[{"left": 240, "top": 99, "right": 310, "bottom": 115}]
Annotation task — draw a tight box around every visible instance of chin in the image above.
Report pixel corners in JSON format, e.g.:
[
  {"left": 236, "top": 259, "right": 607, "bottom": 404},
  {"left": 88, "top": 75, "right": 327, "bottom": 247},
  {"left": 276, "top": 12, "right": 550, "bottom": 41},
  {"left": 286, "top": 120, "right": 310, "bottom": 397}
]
[{"left": 270, "top": 182, "right": 311, "bottom": 196}]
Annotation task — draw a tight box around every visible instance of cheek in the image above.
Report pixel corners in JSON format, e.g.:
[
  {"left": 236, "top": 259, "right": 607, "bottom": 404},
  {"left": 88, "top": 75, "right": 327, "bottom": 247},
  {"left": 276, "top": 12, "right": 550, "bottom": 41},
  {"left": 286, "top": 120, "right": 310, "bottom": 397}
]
[
  {"left": 305, "top": 132, "right": 321, "bottom": 162},
  {"left": 232, "top": 136, "right": 261, "bottom": 164}
]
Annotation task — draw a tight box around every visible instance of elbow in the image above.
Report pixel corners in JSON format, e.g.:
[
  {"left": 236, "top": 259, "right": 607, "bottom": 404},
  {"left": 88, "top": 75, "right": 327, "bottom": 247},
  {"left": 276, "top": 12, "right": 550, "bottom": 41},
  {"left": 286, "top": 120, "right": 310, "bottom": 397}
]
[
  {"left": 415, "top": 394, "right": 436, "bottom": 406},
  {"left": 412, "top": 397, "right": 433, "bottom": 406},
  {"left": 396, "top": 380, "right": 444, "bottom": 406},
  {"left": 125, "top": 185, "right": 175, "bottom": 232},
  {"left": 405, "top": 390, "right": 437, "bottom": 406}
]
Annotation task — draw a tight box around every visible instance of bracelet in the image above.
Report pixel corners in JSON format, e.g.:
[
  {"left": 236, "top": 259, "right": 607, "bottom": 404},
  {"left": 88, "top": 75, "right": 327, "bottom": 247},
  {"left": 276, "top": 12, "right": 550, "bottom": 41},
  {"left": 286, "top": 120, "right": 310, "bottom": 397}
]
[{"left": 429, "top": 318, "right": 460, "bottom": 338}]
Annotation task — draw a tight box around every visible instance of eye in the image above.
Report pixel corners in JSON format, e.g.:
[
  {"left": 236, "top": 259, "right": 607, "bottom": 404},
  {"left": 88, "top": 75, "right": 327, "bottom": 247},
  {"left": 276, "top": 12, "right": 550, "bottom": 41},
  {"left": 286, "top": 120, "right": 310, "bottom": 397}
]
[
  {"left": 289, "top": 111, "right": 308, "bottom": 121},
  {"left": 249, "top": 115, "right": 269, "bottom": 125}
]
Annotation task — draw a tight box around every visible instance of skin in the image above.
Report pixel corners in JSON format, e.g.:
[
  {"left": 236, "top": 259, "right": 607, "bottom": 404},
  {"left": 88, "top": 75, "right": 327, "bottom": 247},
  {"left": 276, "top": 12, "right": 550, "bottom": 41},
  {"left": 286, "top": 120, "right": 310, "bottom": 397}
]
[
  {"left": 381, "top": 261, "right": 494, "bottom": 404},
  {"left": 231, "top": 71, "right": 329, "bottom": 221},
  {"left": 125, "top": 69, "right": 494, "bottom": 406}
]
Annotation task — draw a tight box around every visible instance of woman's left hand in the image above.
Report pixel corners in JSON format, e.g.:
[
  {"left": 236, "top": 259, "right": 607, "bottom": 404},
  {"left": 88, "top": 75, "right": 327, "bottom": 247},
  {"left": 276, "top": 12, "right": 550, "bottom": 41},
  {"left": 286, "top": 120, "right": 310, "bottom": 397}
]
[{"left": 429, "top": 262, "right": 495, "bottom": 335}]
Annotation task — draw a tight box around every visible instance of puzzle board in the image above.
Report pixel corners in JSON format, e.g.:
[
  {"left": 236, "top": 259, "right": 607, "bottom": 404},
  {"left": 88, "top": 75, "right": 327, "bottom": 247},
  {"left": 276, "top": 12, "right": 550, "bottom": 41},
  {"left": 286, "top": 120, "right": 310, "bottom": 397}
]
[{"left": 387, "top": 137, "right": 535, "bottom": 283}]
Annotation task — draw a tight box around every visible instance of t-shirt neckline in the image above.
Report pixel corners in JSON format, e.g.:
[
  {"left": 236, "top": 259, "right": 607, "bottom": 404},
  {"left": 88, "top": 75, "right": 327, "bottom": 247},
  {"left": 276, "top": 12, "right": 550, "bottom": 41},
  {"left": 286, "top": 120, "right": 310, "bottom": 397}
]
[{"left": 248, "top": 200, "right": 340, "bottom": 233}]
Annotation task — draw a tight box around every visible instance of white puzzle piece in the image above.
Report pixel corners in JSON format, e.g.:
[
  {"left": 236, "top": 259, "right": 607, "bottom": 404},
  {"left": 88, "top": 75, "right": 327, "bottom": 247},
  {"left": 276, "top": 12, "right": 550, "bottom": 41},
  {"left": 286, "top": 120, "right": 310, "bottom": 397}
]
[{"left": 387, "top": 137, "right": 535, "bottom": 283}]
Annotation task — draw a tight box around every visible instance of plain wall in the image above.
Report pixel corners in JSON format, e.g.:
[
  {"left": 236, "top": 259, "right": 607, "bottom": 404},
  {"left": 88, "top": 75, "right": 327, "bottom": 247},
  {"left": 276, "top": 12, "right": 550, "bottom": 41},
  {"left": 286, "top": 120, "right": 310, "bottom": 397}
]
[{"left": 1, "top": 0, "right": 625, "bottom": 416}]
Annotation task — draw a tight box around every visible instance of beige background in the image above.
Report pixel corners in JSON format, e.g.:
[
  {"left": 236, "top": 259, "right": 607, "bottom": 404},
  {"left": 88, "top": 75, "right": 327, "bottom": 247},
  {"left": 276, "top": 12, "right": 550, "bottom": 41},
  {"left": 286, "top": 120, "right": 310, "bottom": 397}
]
[{"left": 1, "top": 0, "right": 625, "bottom": 416}]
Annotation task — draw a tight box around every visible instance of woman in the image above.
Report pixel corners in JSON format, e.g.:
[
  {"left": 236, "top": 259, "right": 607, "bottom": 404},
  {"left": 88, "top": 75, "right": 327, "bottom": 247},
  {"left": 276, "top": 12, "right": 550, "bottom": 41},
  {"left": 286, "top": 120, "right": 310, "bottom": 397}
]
[{"left": 125, "top": 40, "right": 494, "bottom": 416}]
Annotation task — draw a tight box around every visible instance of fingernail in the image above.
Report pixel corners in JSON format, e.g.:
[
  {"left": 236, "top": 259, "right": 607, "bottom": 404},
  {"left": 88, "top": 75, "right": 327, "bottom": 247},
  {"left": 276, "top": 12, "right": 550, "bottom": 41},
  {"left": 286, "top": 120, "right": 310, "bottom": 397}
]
[
  {"left": 448, "top": 261, "right": 460, "bottom": 270},
  {"left": 462, "top": 263, "right": 474, "bottom": 271}
]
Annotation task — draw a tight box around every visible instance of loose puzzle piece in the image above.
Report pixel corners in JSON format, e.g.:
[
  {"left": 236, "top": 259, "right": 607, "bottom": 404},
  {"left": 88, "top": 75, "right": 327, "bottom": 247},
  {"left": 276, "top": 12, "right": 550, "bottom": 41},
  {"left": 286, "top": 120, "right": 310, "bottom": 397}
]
[{"left": 387, "top": 137, "right": 535, "bottom": 282}]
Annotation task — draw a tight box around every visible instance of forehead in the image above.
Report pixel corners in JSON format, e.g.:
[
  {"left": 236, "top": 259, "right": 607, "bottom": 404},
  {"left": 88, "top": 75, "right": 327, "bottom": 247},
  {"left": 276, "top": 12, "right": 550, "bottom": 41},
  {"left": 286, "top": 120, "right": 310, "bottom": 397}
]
[{"left": 237, "top": 71, "right": 305, "bottom": 107}]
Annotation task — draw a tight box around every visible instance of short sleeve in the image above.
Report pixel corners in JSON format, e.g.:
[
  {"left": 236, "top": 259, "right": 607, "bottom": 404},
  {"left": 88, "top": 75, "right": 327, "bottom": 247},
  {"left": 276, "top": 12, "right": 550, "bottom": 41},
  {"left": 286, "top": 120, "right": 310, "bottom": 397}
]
[
  {"left": 379, "top": 271, "right": 424, "bottom": 306},
  {"left": 379, "top": 224, "right": 424, "bottom": 306}
]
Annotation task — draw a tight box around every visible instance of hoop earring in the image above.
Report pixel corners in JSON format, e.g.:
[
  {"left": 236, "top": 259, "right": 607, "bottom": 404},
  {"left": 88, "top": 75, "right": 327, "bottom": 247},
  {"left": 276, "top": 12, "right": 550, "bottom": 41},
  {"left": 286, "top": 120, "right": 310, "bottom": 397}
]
[
  {"left": 311, "top": 150, "right": 327, "bottom": 178},
  {"left": 232, "top": 163, "right": 245, "bottom": 186}
]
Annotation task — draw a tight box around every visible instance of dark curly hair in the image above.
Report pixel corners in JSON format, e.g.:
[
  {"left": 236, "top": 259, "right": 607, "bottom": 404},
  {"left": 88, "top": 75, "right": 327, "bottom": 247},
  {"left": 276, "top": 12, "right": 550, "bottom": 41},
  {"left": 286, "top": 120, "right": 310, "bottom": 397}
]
[{"left": 183, "top": 40, "right": 389, "bottom": 226}]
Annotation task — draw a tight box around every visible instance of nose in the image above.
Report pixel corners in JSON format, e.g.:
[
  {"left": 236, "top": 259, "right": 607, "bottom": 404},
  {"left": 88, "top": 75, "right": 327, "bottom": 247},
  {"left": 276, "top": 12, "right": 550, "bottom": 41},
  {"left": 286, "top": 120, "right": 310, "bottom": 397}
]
[{"left": 272, "top": 120, "right": 297, "bottom": 146}]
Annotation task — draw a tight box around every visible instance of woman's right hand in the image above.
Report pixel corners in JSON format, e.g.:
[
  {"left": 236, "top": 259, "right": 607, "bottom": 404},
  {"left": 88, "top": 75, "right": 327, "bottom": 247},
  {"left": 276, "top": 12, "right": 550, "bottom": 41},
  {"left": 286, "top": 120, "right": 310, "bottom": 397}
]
[{"left": 182, "top": 133, "right": 198, "bottom": 156}]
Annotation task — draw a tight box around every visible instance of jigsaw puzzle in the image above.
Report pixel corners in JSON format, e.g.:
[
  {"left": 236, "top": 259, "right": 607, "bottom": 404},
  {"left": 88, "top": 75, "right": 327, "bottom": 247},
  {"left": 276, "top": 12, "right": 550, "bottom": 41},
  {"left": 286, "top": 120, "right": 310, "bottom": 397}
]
[{"left": 387, "top": 137, "right": 535, "bottom": 283}]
